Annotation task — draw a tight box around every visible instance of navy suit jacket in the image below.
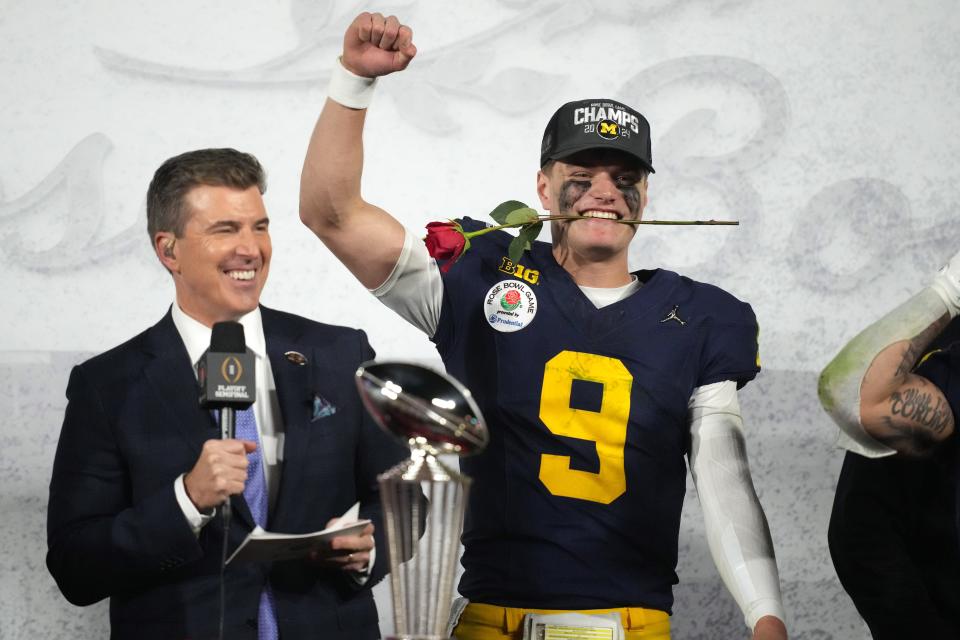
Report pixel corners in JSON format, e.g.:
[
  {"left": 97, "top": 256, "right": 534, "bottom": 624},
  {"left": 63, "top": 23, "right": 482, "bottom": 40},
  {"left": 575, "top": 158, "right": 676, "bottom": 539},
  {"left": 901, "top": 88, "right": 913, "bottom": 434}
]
[{"left": 47, "top": 306, "right": 407, "bottom": 639}]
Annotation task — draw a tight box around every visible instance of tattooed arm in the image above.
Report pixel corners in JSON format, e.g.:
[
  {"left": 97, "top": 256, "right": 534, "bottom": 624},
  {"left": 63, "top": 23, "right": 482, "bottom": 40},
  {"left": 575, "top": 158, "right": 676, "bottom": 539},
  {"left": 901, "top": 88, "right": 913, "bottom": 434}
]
[
  {"left": 856, "top": 313, "right": 954, "bottom": 456},
  {"left": 819, "top": 252, "right": 960, "bottom": 457}
]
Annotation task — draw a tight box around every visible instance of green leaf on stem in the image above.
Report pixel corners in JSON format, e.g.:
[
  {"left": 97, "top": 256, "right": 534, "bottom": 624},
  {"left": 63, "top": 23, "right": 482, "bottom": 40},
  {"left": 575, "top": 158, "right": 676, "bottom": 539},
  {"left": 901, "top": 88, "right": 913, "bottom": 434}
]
[
  {"left": 525, "top": 221, "right": 543, "bottom": 243},
  {"left": 507, "top": 233, "right": 527, "bottom": 264},
  {"left": 507, "top": 221, "right": 543, "bottom": 263},
  {"left": 504, "top": 207, "right": 540, "bottom": 225},
  {"left": 489, "top": 200, "right": 529, "bottom": 225}
]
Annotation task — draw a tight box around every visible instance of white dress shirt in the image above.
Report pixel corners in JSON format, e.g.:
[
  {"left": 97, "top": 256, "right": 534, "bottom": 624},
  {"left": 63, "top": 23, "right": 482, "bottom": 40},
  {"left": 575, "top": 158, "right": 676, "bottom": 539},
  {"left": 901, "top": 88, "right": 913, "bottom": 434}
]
[{"left": 170, "top": 304, "right": 284, "bottom": 532}]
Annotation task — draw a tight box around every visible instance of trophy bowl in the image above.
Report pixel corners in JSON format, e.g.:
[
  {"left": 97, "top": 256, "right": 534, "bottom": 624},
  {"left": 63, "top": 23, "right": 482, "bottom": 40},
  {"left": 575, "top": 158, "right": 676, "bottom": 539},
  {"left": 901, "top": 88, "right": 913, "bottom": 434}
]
[{"left": 355, "top": 361, "right": 488, "bottom": 455}]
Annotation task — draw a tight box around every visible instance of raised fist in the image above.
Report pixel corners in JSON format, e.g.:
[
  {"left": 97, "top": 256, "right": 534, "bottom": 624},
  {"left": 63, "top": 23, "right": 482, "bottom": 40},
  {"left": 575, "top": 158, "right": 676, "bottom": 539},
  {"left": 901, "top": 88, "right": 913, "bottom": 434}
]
[{"left": 342, "top": 12, "right": 417, "bottom": 79}]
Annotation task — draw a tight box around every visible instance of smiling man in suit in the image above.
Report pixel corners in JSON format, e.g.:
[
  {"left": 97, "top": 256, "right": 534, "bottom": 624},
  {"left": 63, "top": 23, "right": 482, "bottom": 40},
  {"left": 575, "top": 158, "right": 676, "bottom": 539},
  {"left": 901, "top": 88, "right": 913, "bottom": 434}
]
[{"left": 46, "top": 148, "right": 405, "bottom": 639}]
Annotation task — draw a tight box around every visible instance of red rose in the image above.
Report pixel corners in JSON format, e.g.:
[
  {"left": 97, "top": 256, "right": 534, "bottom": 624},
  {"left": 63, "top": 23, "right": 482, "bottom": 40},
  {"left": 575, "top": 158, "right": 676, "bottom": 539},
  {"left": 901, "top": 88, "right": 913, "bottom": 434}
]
[{"left": 423, "top": 221, "right": 468, "bottom": 272}]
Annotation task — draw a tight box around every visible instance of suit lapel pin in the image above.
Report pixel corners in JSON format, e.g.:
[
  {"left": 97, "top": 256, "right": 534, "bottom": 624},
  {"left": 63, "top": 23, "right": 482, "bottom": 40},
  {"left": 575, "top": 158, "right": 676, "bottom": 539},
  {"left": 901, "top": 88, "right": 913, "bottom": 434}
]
[{"left": 285, "top": 350, "right": 308, "bottom": 366}]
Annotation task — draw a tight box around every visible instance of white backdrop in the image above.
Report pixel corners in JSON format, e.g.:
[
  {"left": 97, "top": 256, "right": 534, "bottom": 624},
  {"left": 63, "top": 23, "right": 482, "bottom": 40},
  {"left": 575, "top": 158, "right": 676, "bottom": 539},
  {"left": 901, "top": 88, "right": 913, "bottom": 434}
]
[{"left": 3, "top": 0, "right": 959, "bottom": 637}]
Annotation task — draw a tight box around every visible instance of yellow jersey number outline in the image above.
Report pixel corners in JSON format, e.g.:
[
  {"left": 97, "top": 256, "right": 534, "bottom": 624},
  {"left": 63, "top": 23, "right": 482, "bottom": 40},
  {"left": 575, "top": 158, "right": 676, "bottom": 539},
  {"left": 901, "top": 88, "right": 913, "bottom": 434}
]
[{"left": 538, "top": 351, "right": 631, "bottom": 504}]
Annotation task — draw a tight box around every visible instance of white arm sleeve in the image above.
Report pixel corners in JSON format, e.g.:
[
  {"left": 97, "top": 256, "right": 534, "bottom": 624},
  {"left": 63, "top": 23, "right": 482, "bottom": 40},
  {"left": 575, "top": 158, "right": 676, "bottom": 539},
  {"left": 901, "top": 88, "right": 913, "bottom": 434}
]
[
  {"left": 370, "top": 228, "right": 444, "bottom": 338},
  {"left": 818, "top": 287, "right": 953, "bottom": 458},
  {"left": 819, "top": 249, "right": 960, "bottom": 458},
  {"left": 688, "top": 381, "right": 786, "bottom": 630}
]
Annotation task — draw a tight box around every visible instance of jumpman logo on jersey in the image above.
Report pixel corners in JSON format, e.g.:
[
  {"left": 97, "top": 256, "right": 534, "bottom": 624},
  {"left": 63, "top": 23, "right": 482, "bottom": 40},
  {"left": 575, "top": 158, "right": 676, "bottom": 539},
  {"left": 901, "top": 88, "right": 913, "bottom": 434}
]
[{"left": 660, "top": 305, "right": 686, "bottom": 326}]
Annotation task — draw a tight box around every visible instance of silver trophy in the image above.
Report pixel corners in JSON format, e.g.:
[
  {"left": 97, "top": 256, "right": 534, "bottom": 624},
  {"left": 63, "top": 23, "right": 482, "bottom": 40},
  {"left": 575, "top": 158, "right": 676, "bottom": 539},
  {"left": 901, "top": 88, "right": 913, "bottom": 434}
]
[{"left": 356, "top": 362, "right": 488, "bottom": 640}]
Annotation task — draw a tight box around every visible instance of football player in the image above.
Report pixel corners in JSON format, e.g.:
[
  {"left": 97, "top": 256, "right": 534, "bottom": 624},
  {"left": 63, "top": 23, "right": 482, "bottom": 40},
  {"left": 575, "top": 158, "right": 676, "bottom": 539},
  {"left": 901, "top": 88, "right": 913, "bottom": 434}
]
[
  {"left": 819, "top": 252, "right": 960, "bottom": 636},
  {"left": 299, "top": 12, "right": 788, "bottom": 640}
]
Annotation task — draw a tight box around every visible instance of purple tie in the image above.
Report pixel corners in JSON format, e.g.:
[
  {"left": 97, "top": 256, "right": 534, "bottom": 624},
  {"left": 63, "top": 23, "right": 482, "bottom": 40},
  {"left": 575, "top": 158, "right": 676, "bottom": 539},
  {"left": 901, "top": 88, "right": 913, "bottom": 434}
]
[{"left": 235, "top": 407, "right": 279, "bottom": 640}]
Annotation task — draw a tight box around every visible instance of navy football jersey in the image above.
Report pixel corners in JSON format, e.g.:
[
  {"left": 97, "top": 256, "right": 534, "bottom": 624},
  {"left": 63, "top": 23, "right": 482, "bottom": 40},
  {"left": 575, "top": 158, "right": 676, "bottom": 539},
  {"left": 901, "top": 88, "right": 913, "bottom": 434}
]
[{"left": 433, "top": 218, "right": 760, "bottom": 612}]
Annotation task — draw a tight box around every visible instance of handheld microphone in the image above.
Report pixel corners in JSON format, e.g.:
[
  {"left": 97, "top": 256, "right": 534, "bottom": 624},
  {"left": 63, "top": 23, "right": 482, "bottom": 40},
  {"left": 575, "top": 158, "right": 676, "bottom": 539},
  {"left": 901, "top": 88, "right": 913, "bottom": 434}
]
[
  {"left": 198, "top": 321, "right": 255, "bottom": 440},
  {"left": 197, "top": 322, "right": 256, "bottom": 640}
]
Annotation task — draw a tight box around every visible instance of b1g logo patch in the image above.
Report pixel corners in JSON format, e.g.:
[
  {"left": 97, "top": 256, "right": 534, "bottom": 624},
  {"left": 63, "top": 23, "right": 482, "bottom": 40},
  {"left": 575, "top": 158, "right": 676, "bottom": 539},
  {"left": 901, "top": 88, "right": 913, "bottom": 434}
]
[{"left": 484, "top": 279, "right": 537, "bottom": 333}]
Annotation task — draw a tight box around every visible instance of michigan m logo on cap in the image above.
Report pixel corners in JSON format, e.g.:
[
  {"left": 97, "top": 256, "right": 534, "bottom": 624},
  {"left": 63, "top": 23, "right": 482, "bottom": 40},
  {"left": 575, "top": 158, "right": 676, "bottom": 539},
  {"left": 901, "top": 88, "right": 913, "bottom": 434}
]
[{"left": 598, "top": 120, "right": 619, "bottom": 140}]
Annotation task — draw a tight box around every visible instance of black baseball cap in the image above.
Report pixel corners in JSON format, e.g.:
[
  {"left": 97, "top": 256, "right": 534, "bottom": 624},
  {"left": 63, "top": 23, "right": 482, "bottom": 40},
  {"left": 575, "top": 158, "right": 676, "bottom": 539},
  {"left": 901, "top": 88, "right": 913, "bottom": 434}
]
[{"left": 540, "top": 98, "right": 654, "bottom": 173}]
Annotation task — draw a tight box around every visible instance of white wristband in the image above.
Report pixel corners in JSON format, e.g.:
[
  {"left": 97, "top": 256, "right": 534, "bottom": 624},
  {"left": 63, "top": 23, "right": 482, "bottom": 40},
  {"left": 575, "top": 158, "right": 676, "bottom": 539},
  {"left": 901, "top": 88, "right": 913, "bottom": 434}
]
[
  {"left": 931, "top": 254, "right": 960, "bottom": 318},
  {"left": 327, "top": 57, "right": 378, "bottom": 109}
]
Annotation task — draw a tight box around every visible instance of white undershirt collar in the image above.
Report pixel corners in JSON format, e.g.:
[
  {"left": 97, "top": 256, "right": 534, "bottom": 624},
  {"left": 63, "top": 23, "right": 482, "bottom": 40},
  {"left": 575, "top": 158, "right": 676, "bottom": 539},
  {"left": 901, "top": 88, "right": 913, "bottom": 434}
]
[
  {"left": 170, "top": 303, "right": 267, "bottom": 367},
  {"left": 578, "top": 274, "right": 642, "bottom": 309}
]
